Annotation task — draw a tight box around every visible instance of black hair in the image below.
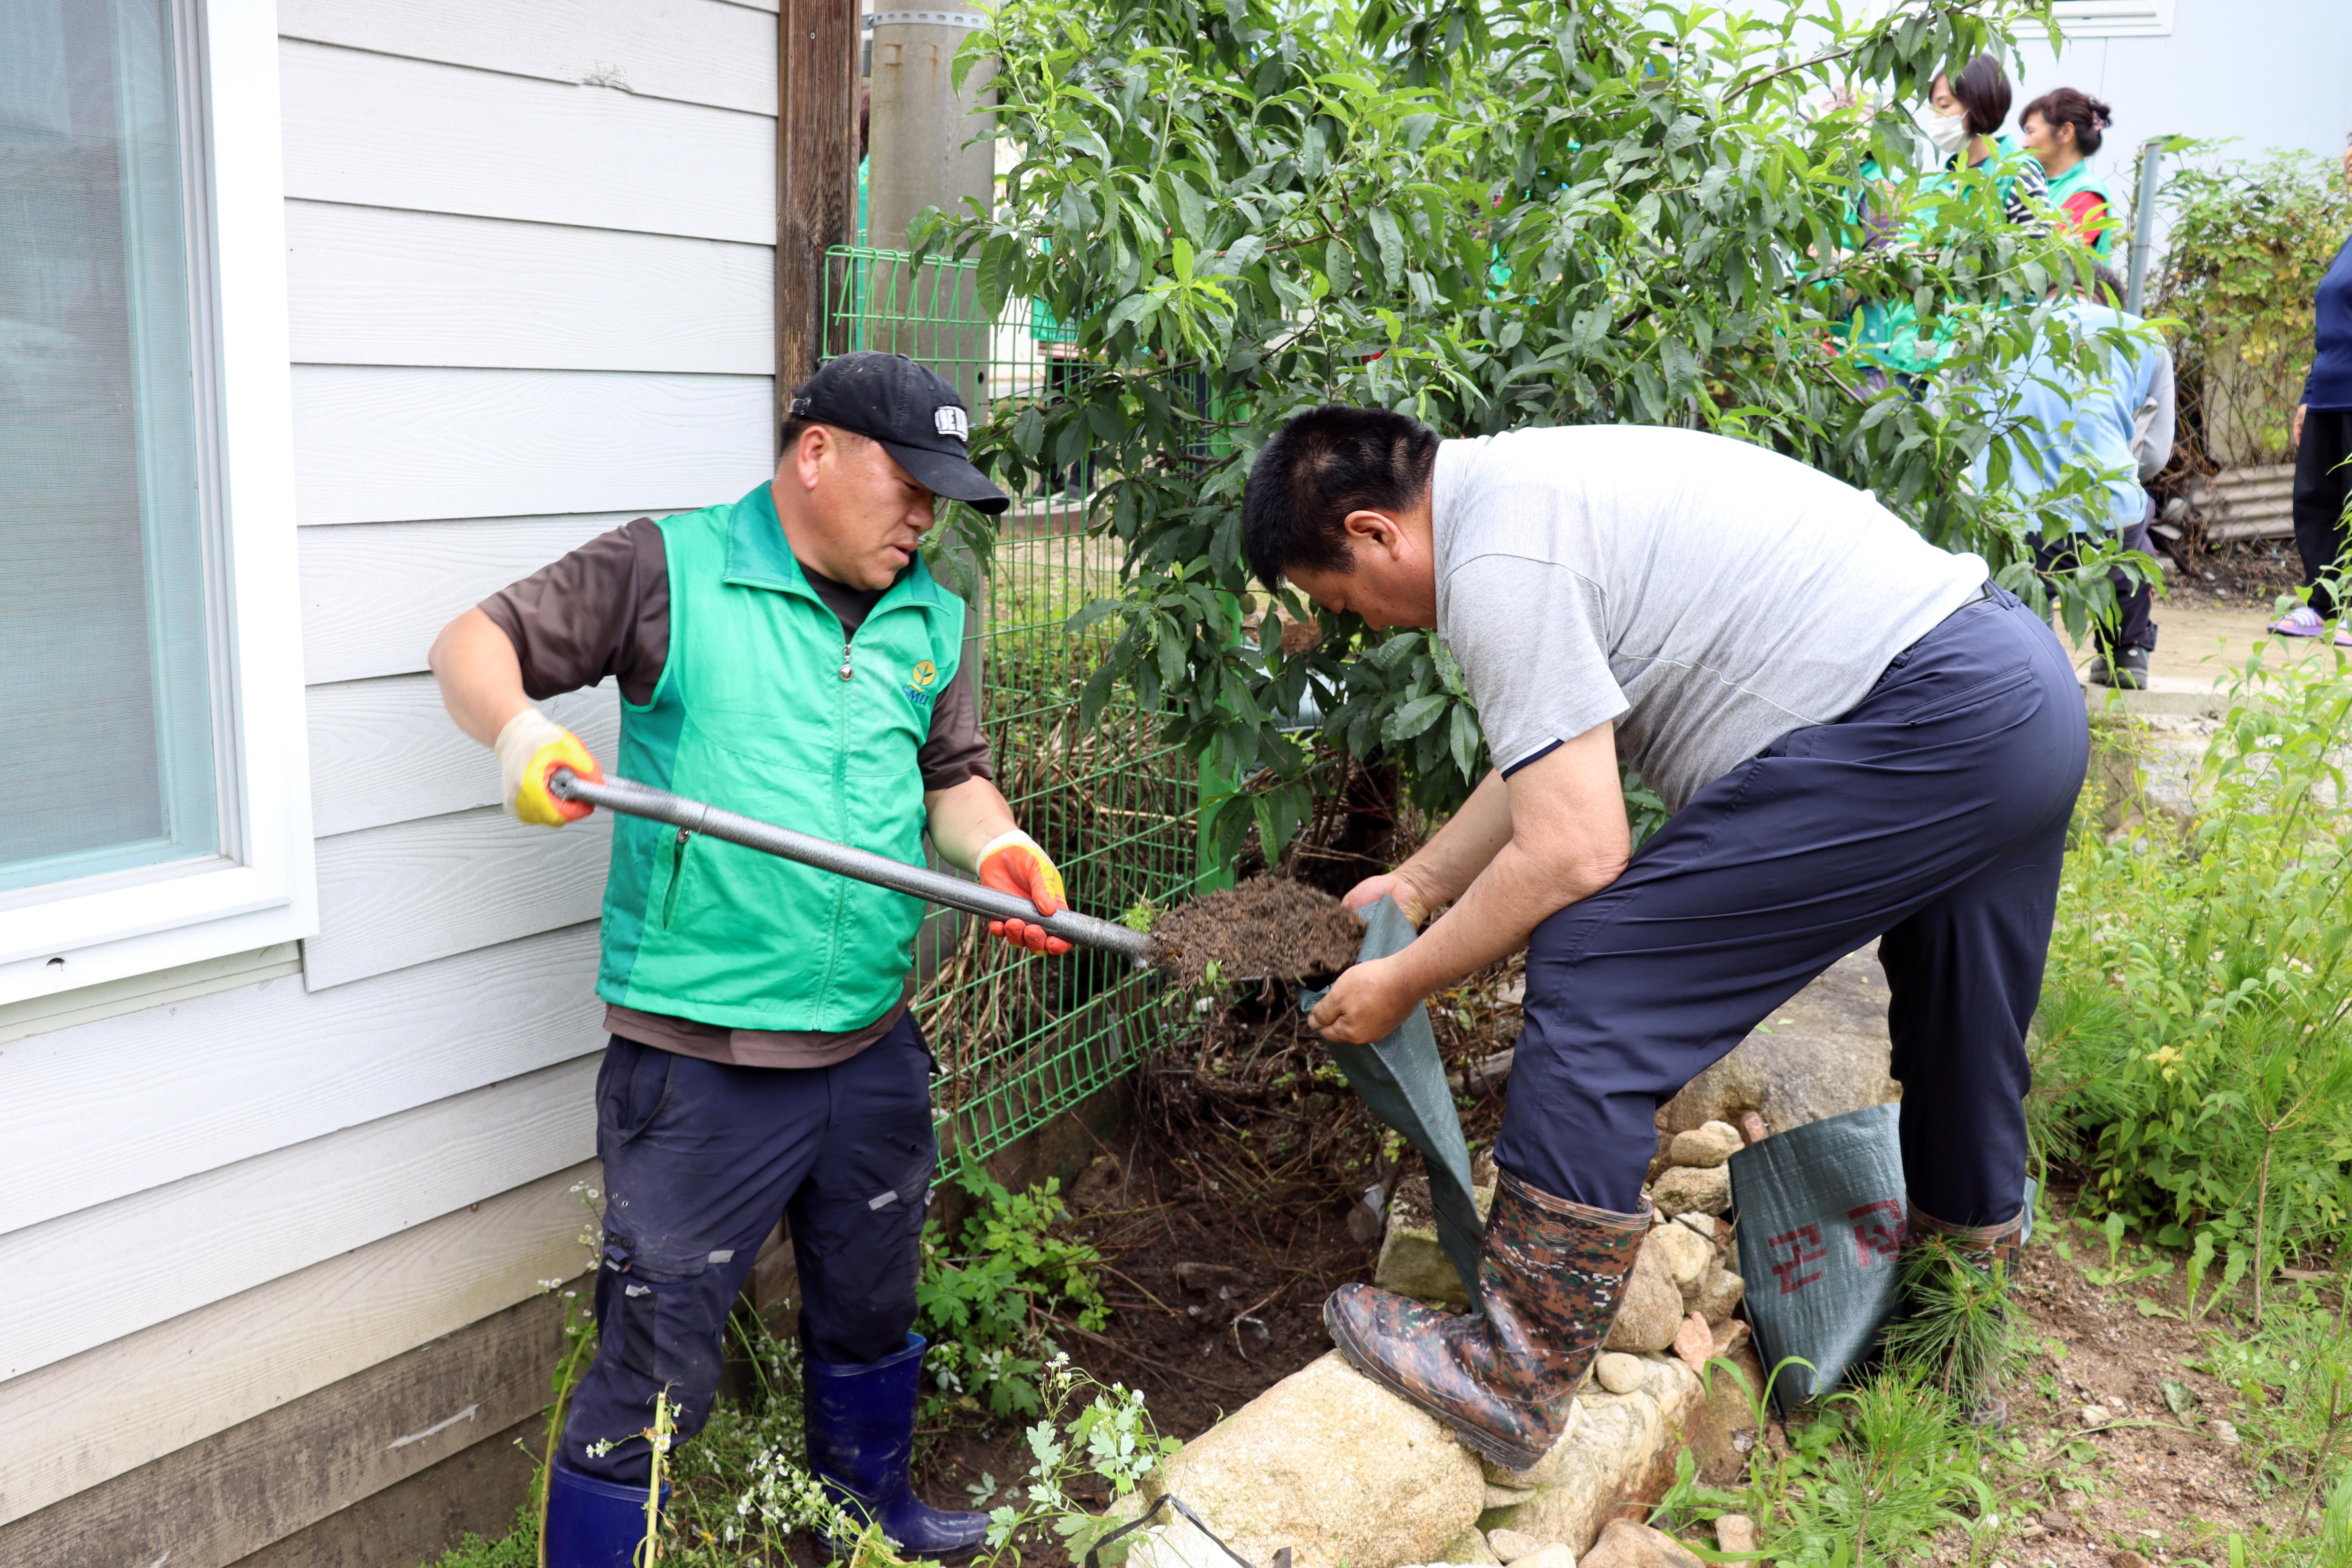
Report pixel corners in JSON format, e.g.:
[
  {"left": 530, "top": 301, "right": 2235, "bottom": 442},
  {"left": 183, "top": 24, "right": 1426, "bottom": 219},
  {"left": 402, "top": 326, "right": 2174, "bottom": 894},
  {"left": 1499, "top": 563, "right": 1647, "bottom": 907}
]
[
  {"left": 2091, "top": 262, "right": 2128, "bottom": 305},
  {"left": 1946, "top": 54, "right": 2013, "bottom": 138},
  {"left": 2020, "top": 86, "right": 2113, "bottom": 157},
  {"left": 1241, "top": 406, "right": 1440, "bottom": 591}
]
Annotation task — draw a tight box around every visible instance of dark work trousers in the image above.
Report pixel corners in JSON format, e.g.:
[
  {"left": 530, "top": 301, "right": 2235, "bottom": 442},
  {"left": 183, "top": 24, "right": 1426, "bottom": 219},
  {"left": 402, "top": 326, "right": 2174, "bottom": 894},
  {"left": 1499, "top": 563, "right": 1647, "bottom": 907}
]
[
  {"left": 1492, "top": 588, "right": 2089, "bottom": 1230},
  {"left": 561, "top": 1015, "right": 939, "bottom": 1485},
  {"left": 2292, "top": 408, "right": 2352, "bottom": 617},
  {"left": 2031, "top": 503, "right": 2158, "bottom": 655}
]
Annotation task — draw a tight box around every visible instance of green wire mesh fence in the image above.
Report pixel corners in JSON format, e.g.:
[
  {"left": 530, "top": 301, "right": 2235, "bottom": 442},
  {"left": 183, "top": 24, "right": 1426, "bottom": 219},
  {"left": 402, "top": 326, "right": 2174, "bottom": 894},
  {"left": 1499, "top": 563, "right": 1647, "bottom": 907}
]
[{"left": 821, "top": 245, "right": 1210, "bottom": 1162}]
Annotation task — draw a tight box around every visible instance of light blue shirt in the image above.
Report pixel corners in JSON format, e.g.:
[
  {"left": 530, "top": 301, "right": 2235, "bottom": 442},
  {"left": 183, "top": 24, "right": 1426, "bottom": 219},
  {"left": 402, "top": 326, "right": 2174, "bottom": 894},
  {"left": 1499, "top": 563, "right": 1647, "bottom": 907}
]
[{"left": 1978, "top": 301, "right": 2172, "bottom": 535}]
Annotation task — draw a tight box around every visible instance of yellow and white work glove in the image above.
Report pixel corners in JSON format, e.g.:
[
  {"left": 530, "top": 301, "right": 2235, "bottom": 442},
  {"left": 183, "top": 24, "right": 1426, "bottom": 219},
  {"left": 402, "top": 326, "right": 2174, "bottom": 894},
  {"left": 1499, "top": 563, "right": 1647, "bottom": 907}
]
[
  {"left": 495, "top": 707, "right": 603, "bottom": 827},
  {"left": 974, "top": 829, "right": 1072, "bottom": 955}
]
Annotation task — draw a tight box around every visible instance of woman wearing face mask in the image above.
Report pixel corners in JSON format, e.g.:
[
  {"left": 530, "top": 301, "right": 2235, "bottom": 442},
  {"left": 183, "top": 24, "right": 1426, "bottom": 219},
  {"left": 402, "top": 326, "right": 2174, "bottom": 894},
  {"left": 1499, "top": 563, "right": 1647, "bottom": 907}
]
[
  {"left": 1914, "top": 55, "right": 2049, "bottom": 226},
  {"left": 1847, "top": 54, "right": 2049, "bottom": 383},
  {"left": 2020, "top": 87, "right": 2118, "bottom": 258}
]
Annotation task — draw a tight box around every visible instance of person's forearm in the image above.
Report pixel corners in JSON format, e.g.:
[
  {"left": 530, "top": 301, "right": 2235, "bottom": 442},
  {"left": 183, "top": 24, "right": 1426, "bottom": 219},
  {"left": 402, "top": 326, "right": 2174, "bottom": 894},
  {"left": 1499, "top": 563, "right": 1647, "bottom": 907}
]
[
  {"left": 428, "top": 608, "right": 534, "bottom": 746},
  {"left": 1385, "top": 836, "right": 1622, "bottom": 1000},
  {"left": 1393, "top": 768, "right": 1517, "bottom": 909},
  {"left": 924, "top": 776, "right": 1021, "bottom": 872}
]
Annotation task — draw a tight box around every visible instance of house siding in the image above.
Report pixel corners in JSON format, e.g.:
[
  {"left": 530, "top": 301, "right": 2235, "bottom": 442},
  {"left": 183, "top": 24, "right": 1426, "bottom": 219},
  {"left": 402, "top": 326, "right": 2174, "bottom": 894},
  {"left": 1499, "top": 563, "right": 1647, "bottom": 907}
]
[{"left": 0, "top": 0, "right": 777, "bottom": 1554}]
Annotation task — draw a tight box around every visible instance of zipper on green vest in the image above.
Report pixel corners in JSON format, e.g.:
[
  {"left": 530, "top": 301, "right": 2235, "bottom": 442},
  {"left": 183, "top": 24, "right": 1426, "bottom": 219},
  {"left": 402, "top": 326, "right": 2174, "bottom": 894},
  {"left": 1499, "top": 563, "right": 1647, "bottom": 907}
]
[{"left": 662, "top": 827, "right": 692, "bottom": 925}]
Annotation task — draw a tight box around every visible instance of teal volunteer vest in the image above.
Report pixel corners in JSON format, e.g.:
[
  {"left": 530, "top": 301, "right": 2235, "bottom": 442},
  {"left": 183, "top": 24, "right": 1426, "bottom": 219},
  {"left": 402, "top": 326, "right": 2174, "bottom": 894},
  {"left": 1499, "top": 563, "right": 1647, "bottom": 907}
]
[{"left": 595, "top": 482, "right": 966, "bottom": 1030}]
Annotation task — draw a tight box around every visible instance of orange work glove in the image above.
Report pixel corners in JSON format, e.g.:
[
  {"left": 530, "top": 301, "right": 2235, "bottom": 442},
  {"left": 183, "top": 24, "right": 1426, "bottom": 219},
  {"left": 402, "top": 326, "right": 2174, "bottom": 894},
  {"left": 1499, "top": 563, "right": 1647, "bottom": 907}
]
[
  {"left": 975, "top": 829, "right": 1072, "bottom": 955},
  {"left": 494, "top": 707, "right": 603, "bottom": 827}
]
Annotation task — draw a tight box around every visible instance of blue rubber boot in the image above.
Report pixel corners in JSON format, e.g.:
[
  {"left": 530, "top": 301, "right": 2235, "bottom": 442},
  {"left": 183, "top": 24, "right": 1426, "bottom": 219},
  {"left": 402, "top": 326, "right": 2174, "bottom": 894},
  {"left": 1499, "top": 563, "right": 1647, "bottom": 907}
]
[
  {"left": 805, "top": 1334, "right": 988, "bottom": 1561},
  {"left": 544, "top": 1459, "right": 666, "bottom": 1568}
]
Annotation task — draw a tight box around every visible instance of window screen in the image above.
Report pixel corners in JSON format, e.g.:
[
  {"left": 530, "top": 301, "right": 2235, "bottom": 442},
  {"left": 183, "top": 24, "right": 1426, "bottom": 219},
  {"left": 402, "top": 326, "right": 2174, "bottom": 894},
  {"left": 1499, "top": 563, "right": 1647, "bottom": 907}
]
[{"left": 0, "top": 0, "right": 223, "bottom": 896}]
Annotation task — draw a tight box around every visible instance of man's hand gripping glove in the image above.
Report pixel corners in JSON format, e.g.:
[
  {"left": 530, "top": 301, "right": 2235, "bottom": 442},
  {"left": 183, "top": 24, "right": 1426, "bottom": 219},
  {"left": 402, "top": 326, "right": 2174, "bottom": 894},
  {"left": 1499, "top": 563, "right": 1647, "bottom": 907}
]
[
  {"left": 974, "top": 829, "right": 1073, "bottom": 955},
  {"left": 495, "top": 707, "right": 604, "bottom": 826}
]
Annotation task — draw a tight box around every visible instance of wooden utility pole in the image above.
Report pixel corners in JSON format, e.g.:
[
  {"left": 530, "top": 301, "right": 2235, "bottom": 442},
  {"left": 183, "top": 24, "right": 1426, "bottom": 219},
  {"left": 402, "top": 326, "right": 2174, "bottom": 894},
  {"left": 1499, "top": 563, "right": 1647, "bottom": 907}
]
[{"left": 777, "top": 0, "right": 861, "bottom": 416}]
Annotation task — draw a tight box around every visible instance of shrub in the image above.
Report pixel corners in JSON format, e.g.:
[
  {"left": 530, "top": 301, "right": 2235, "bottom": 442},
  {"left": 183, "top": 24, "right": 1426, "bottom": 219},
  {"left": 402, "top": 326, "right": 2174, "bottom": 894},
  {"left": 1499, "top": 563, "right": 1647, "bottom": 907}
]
[
  {"left": 934, "top": 0, "right": 2130, "bottom": 860},
  {"left": 2037, "top": 644, "right": 2352, "bottom": 1313}
]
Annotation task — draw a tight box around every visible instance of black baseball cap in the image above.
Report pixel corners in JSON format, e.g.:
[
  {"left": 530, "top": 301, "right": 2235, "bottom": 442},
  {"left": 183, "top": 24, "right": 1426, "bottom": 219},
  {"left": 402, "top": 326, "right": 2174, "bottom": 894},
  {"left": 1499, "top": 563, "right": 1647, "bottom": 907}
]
[{"left": 787, "top": 352, "right": 1009, "bottom": 515}]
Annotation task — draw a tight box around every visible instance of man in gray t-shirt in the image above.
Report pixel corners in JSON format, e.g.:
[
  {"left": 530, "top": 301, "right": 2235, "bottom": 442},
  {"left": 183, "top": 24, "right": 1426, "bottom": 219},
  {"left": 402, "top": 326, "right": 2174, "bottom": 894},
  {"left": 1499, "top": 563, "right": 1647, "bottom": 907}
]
[
  {"left": 1241, "top": 407, "right": 2087, "bottom": 1472},
  {"left": 1434, "top": 425, "right": 1988, "bottom": 812}
]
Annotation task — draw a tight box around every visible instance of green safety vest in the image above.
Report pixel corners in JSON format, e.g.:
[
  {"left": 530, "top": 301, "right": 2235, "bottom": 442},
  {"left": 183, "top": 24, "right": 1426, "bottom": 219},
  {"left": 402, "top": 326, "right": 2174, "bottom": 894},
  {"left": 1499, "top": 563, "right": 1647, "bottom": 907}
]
[
  {"left": 595, "top": 481, "right": 966, "bottom": 1031},
  {"left": 2044, "top": 159, "right": 2118, "bottom": 259}
]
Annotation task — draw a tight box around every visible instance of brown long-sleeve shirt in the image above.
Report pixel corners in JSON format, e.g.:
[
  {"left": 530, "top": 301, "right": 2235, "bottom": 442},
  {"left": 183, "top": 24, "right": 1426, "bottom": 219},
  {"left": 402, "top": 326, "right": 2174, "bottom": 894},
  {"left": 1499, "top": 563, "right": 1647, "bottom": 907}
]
[{"left": 479, "top": 515, "right": 992, "bottom": 1068}]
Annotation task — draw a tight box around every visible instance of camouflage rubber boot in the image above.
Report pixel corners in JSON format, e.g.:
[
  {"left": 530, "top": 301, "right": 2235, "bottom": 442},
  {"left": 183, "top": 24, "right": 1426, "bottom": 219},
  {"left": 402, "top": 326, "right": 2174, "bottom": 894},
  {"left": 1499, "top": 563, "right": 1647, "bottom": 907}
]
[
  {"left": 1322, "top": 1169, "right": 1650, "bottom": 1472},
  {"left": 1901, "top": 1204, "right": 2027, "bottom": 1427}
]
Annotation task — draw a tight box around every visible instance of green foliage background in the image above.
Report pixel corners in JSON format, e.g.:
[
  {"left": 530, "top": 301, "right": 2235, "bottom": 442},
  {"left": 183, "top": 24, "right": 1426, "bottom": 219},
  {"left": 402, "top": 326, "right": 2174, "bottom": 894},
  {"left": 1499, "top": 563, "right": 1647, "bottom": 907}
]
[
  {"left": 2154, "top": 147, "right": 2352, "bottom": 467},
  {"left": 926, "top": 0, "right": 2139, "bottom": 859}
]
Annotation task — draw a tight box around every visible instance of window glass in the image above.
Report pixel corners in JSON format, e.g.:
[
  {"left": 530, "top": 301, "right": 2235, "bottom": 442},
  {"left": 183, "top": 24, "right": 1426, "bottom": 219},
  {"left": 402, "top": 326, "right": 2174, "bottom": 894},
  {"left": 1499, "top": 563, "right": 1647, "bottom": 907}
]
[{"left": 0, "top": 0, "right": 222, "bottom": 895}]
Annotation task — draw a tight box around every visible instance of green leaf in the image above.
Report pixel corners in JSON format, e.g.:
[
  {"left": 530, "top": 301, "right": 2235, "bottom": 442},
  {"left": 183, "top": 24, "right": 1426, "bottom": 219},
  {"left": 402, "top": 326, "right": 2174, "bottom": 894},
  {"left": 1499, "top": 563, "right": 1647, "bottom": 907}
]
[
  {"left": 1368, "top": 205, "right": 1406, "bottom": 288},
  {"left": 1382, "top": 692, "right": 1446, "bottom": 742}
]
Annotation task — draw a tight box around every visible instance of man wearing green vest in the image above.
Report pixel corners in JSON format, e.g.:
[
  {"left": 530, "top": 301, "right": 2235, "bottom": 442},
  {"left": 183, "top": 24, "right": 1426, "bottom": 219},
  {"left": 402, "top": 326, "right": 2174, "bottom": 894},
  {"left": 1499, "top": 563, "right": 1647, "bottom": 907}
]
[{"left": 429, "top": 353, "right": 1064, "bottom": 1566}]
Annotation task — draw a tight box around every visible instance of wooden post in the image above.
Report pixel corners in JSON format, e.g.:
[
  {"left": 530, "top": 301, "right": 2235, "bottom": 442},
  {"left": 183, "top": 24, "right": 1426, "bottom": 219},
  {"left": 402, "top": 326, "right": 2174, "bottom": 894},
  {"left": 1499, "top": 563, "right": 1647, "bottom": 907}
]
[{"left": 777, "top": 0, "right": 861, "bottom": 417}]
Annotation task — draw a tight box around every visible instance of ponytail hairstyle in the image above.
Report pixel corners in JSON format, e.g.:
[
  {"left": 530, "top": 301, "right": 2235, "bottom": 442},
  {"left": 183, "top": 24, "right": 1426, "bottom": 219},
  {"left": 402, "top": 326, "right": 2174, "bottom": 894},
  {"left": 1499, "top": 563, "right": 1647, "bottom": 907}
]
[
  {"left": 1946, "top": 53, "right": 2014, "bottom": 138},
  {"left": 2021, "top": 86, "right": 2114, "bottom": 156}
]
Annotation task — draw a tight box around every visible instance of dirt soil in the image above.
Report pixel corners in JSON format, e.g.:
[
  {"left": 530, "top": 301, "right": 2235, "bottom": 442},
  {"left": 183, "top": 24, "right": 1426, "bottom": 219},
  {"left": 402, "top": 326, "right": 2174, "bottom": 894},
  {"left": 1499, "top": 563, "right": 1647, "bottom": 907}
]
[
  {"left": 2159, "top": 537, "right": 2305, "bottom": 611},
  {"left": 1674, "top": 1175, "right": 2326, "bottom": 1567},
  {"left": 893, "top": 954, "right": 1530, "bottom": 1566},
  {"left": 1949, "top": 1187, "right": 2317, "bottom": 1566},
  {"left": 1150, "top": 878, "right": 1368, "bottom": 987}
]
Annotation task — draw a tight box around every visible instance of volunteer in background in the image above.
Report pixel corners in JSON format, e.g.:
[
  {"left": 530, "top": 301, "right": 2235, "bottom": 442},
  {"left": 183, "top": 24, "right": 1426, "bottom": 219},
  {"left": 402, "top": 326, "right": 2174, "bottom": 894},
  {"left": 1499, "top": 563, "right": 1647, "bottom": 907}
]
[
  {"left": 1847, "top": 54, "right": 2049, "bottom": 385},
  {"left": 2020, "top": 88, "right": 2119, "bottom": 259},
  {"left": 1978, "top": 263, "right": 2175, "bottom": 689},
  {"left": 2276, "top": 138, "right": 2352, "bottom": 640},
  {"left": 1243, "top": 408, "right": 2085, "bottom": 1471},
  {"left": 429, "top": 352, "right": 1067, "bottom": 1566}
]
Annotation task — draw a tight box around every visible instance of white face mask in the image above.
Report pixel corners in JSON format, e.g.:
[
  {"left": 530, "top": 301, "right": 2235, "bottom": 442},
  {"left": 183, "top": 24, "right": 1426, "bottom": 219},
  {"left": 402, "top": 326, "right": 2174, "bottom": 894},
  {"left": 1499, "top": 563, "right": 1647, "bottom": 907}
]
[{"left": 1913, "top": 103, "right": 1972, "bottom": 156}]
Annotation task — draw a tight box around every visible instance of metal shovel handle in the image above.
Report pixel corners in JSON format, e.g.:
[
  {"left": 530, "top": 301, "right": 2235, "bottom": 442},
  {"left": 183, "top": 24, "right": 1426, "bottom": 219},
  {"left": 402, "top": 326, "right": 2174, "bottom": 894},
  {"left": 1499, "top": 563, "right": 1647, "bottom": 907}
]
[{"left": 548, "top": 768, "right": 1158, "bottom": 969}]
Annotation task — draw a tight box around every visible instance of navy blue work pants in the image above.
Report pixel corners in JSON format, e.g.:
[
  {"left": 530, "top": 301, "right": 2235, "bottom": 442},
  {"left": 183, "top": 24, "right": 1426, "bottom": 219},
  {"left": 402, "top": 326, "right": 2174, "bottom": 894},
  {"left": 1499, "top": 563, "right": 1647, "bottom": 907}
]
[
  {"left": 561, "top": 1014, "right": 938, "bottom": 1485},
  {"left": 1493, "top": 589, "right": 2089, "bottom": 1229}
]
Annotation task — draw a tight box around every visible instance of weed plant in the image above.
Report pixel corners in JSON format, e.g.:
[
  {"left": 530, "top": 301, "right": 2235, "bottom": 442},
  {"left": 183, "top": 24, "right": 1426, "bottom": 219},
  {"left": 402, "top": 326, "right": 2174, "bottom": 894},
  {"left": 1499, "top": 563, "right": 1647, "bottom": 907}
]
[
  {"left": 1876, "top": 1240, "right": 2023, "bottom": 1410},
  {"left": 2036, "top": 642, "right": 2352, "bottom": 1312},
  {"left": 423, "top": 1199, "right": 1145, "bottom": 1568},
  {"left": 917, "top": 1159, "right": 1112, "bottom": 1419},
  {"left": 1655, "top": 1359, "right": 1996, "bottom": 1566}
]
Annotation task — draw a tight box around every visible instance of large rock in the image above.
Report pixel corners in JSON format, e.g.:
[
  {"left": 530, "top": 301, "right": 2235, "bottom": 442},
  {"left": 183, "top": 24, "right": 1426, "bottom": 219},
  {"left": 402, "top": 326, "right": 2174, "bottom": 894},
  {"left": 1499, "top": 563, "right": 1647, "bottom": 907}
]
[
  {"left": 1648, "top": 1164, "right": 1730, "bottom": 1218},
  {"left": 1645, "top": 1223, "right": 1712, "bottom": 1290},
  {"left": 1579, "top": 1521, "right": 1702, "bottom": 1568},
  {"left": 1123, "top": 1351, "right": 1485, "bottom": 1568},
  {"left": 1658, "top": 946, "right": 1899, "bottom": 1136},
  {"left": 1602, "top": 1236, "right": 1684, "bottom": 1353},
  {"left": 1374, "top": 1176, "right": 1497, "bottom": 1307},
  {"left": 1665, "top": 1122, "right": 1742, "bottom": 1169},
  {"left": 1691, "top": 1261, "right": 1745, "bottom": 1325},
  {"left": 1479, "top": 1359, "right": 1700, "bottom": 1554}
]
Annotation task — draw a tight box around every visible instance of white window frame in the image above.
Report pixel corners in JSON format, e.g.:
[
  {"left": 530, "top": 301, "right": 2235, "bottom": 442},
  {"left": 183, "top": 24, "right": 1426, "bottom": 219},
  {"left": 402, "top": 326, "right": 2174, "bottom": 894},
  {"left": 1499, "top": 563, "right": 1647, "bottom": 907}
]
[
  {"left": 2049, "top": 0, "right": 2174, "bottom": 38},
  {"left": 0, "top": 0, "right": 315, "bottom": 1005}
]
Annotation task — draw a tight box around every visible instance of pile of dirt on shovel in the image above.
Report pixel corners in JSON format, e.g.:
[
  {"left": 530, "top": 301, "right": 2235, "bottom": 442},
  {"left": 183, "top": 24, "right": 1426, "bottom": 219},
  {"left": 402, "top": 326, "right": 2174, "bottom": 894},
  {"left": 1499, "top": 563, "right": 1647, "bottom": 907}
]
[{"left": 1150, "top": 877, "right": 1367, "bottom": 986}]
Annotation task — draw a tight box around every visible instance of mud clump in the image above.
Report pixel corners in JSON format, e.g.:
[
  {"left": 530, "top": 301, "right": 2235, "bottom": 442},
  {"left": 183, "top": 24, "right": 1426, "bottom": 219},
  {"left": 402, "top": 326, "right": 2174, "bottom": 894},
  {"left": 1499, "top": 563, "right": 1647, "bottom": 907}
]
[{"left": 1151, "top": 878, "right": 1367, "bottom": 985}]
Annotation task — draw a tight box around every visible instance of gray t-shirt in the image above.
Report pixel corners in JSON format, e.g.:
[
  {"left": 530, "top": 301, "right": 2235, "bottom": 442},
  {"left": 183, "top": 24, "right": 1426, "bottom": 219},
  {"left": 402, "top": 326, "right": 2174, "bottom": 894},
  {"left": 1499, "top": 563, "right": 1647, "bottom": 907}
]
[{"left": 1433, "top": 426, "right": 1988, "bottom": 813}]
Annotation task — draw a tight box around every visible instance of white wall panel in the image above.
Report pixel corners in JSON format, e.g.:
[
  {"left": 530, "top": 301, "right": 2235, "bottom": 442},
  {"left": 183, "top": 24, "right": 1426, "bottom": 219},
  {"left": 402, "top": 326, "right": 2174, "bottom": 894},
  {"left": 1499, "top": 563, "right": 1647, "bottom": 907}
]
[
  {"left": 280, "top": 40, "right": 775, "bottom": 243},
  {"left": 298, "top": 512, "right": 642, "bottom": 682},
  {"left": 309, "top": 677, "right": 622, "bottom": 838},
  {"left": 0, "top": 925, "right": 601, "bottom": 1238},
  {"left": 279, "top": 0, "right": 777, "bottom": 115},
  {"left": 0, "top": 1058, "right": 597, "bottom": 1380},
  {"left": 0, "top": 1162, "right": 598, "bottom": 1526},
  {"left": 305, "top": 807, "right": 613, "bottom": 990},
  {"left": 287, "top": 203, "right": 773, "bottom": 374},
  {"left": 291, "top": 365, "right": 773, "bottom": 526}
]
